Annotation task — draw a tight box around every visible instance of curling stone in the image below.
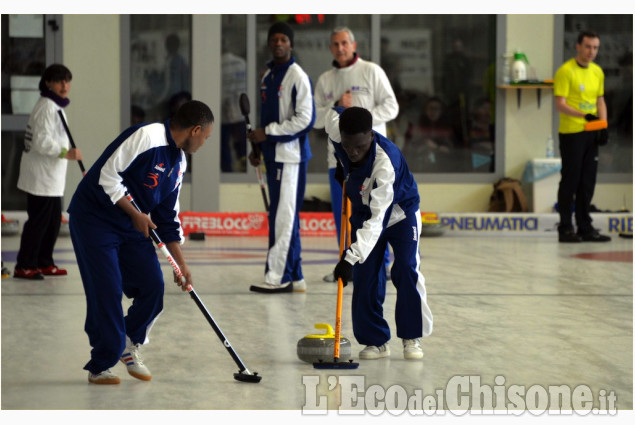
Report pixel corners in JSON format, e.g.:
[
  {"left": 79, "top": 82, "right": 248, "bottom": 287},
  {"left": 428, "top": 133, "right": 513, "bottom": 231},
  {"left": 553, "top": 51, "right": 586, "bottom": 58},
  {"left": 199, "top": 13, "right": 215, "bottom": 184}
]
[
  {"left": 420, "top": 212, "right": 447, "bottom": 237},
  {"left": 297, "top": 323, "right": 352, "bottom": 364}
]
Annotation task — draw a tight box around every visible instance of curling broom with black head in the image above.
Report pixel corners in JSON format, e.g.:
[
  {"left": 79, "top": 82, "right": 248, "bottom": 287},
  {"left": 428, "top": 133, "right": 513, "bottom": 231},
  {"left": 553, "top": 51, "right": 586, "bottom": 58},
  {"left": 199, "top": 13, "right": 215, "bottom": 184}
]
[{"left": 125, "top": 191, "right": 262, "bottom": 383}]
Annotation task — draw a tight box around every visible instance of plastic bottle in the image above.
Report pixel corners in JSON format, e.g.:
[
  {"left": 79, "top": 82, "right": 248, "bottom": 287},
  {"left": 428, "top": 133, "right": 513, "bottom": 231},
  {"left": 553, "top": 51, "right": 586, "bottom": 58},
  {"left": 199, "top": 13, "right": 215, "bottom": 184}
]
[
  {"left": 511, "top": 51, "right": 528, "bottom": 83},
  {"left": 501, "top": 54, "right": 511, "bottom": 84},
  {"left": 546, "top": 135, "right": 555, "bottom": 158}
]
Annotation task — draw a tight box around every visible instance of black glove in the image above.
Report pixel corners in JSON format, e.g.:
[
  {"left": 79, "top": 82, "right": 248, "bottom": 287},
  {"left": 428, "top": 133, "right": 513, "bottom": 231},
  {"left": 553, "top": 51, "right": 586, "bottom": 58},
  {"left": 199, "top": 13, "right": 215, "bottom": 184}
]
[
  {"left": 333, "top": 258, "right": 353, "bottom": 287},
  {"left": 596, "top": 128, "right": 609, "bottom": 146},
  {"left": 334, "top": 159, "right": 344, "bottom": 187},
  {"left": 584, "top": 114, "right": 599, "bottom": 122}
]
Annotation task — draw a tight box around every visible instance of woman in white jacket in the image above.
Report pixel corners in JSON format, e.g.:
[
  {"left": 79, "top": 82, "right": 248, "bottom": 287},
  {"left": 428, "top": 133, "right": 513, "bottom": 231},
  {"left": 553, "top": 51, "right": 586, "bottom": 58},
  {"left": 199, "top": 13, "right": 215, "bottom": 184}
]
[{"left": 14, "top": 64, "right": 83, "bottom": 280}]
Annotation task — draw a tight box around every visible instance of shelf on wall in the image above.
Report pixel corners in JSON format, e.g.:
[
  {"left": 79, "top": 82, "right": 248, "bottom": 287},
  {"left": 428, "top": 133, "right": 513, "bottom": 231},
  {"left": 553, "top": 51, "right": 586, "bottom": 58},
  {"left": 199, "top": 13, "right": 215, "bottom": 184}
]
[{"left": 498, "top": 84, "right": 554, "bottom": 109}]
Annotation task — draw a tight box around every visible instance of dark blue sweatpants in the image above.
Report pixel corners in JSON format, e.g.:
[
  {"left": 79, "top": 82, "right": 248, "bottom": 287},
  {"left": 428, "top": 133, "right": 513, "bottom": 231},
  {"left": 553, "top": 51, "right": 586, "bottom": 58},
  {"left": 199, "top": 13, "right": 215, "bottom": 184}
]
[
  {"left": 351, "top": 210, "right": 433, "bottom": 347},
  {"left": 70, "top": 215, "right": 164, "bottom": 375}
]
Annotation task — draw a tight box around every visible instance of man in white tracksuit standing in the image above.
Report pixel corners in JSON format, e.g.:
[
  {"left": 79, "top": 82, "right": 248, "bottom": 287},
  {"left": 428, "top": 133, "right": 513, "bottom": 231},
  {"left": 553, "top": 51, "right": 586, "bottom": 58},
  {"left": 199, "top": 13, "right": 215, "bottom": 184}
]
[{"left": 313, "top": 26, "right": 399, "bottom": 282}]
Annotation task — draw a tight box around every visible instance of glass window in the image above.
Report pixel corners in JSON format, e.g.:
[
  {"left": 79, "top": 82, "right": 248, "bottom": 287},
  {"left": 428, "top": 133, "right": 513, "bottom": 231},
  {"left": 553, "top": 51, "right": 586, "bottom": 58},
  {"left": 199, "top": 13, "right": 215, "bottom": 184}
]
[
  {"left": 255, "top": 14, "right": 371, "bottom": 174},
  {"left": 380, "top": 15, "right": 497, "bottom": 174},
  {"left": 220, "top": 15, "right": 248, "bottom": 173},
  {"left": 563, "top": 15, "right": 633, "bottom": 175},
  {"left": 1, "top": 14, "right": 46, "bottom": 115},
  {"left": 129, "top": 15, "right": 192, "bottom": 180},
  {"left": 1, "top": 14, "right": 52, "bottom": 211},
  {"left": 129, "top": 15, "right": 191, "bottom": 124}
]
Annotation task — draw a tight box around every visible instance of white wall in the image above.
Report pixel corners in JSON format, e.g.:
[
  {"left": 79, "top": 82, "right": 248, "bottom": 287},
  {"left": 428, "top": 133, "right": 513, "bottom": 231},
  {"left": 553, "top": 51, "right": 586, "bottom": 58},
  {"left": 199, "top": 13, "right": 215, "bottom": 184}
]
[
  {"left": 190, "top": 15, "right": 221, "bottom": 212},
  {"left": 62, "top": 15, "right": 121, "bottom": 204}
]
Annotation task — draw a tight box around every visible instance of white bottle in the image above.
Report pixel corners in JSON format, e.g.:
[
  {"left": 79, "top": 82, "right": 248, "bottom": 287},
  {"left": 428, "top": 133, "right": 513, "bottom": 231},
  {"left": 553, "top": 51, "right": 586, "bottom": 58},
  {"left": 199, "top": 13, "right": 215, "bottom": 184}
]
[
  {"left": 511, "top": 51, "right": 528, "bottom": 83},
  {"left": 546, "top": 135, "right": 555, "bottom": 158}
]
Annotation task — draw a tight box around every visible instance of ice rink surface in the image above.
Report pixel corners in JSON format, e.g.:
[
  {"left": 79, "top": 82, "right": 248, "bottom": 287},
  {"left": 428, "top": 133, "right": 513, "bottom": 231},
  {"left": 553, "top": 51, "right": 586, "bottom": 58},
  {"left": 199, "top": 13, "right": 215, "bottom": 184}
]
[{"left": 1, "top": 230, "right": 632, "bottom": 422}]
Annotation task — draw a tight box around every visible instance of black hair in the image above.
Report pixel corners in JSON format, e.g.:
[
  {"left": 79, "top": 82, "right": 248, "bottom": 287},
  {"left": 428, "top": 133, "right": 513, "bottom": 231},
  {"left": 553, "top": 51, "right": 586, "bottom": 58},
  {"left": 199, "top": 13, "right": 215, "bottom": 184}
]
[
  {"left": 339, "top": 106, "right": 372, "bottom": 135},
  {"left": 171, "top": 100, "right": 214, "bottom": 129},
  {"left": 39, "top": 64, "right": 72, "bottom": 92},
  {"left": 577, "top": 30, "right": 599, "bottom": 44}
]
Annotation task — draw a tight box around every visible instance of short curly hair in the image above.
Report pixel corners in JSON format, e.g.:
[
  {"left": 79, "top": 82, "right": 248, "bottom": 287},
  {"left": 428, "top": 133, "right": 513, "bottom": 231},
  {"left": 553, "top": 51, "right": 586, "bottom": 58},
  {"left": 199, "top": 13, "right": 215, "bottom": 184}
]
[
  {"left": 339, "top": 106, "right": 372, "bottom": 135},
  {"left": 171, "top": 100, "right": 214, "bottom": 129}
]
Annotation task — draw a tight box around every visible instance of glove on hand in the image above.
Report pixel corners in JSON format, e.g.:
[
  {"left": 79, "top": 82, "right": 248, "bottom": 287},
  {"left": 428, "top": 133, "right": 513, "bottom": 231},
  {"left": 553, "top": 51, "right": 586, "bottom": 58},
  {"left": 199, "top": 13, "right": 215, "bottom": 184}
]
[
  {"left": 584, "top": 114, "right": 599, "bottom": 122},
  {"left": 596, "top": 128, "right": 609, "bottom": 146},
  {"left": 333, "top": 258, "right": 353, "bottom": 287}
]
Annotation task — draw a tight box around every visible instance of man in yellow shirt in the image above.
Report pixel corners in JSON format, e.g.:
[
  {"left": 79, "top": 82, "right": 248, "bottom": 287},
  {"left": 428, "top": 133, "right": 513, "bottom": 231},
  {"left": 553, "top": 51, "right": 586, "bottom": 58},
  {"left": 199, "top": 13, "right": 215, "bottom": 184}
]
[{"left": 553, "top": 30, "right": 610, "bottom": 243}]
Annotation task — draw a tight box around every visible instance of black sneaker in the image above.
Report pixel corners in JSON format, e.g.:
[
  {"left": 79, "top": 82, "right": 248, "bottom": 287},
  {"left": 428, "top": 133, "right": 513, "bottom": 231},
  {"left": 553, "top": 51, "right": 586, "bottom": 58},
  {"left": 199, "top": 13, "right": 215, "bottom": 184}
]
[
  {"left": 579, "top": 230, "right": 611, "bottom": 242},
  {"left": 249, "top": 281, "right": 294, "bottom": 293},
  {"left": 559, "top": 231, "right": 582, "bottom": 243}
]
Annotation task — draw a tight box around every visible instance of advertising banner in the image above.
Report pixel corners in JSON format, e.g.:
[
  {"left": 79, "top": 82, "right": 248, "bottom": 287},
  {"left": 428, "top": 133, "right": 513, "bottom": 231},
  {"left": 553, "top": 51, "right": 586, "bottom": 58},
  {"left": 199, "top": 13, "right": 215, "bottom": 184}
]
[{"left": 179, "top": 211, "right": 336, "bottom": 237}]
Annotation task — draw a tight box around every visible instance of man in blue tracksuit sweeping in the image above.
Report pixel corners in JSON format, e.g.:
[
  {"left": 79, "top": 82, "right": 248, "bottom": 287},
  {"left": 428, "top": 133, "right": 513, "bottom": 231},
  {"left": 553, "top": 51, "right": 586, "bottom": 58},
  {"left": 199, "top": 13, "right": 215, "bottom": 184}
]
[
  {"left": 247, "top": 22, "right": 315, "bottom": 294},
  {"left": 326, "top": 106, "right": 433, "bottom": 360},
  {"left": 68, "top": 100, "right": 214, "bottom": 384}
]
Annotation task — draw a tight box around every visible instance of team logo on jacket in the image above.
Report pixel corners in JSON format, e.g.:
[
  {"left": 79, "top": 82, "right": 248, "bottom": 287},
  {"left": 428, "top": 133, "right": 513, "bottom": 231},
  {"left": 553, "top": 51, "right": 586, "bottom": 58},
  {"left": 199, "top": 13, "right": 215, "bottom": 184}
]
[
  {"left": 154, "top": 163, "right": 166, "bottom": 172},
  {"left": 144, "top": 172, "right": 159, "bottom": 188},
  {"left": 351, "top": 85, "right": 370, "bottom": 94},
  {"left": 277, "top": 85, "right": 283, "bottom": 98},
  {"left": 359, "top": 177, "right": 372, "bottom": 206}
]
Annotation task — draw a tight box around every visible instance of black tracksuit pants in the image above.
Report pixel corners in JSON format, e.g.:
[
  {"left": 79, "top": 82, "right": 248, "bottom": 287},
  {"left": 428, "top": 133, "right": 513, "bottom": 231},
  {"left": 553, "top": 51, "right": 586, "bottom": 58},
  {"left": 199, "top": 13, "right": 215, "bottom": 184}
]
[
  {"left": 16, "top": 194, "right": 61, "bottom": 269},
  {"left": 557, "top": 131, "right": 599, "bottom": 235}
]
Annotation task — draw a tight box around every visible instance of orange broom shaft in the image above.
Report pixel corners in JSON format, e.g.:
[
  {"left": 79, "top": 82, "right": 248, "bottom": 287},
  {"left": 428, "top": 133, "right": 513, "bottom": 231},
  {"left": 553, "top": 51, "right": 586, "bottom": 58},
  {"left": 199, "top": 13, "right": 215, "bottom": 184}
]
[{"left": 334, "top": 186, "right": 350, "bottom": 360}]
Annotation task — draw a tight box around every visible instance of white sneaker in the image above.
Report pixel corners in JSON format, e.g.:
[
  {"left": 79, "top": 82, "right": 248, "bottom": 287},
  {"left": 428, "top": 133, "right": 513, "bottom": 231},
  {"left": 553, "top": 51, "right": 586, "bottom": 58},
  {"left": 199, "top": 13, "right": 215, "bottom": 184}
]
[
  {"left": 403, "top": 338, "right": 424, "bottom": 360},
  {"left": 322, "top": 272, "right": 335, "bottom": 283},
  {"left": 359, "top": 343, "right": 390, "bottom": 359},
  {"left": 249, "top": 281, "right": 293, "bottom": 293},
  {"left": 88, "top": 369, "right": 121, "bottom": 385},
  {"left": 292, "top": 279, "right": 306, "bottom": 292},
  {"left": 120, "top": 343, "right": 152, "bottom": 381}
]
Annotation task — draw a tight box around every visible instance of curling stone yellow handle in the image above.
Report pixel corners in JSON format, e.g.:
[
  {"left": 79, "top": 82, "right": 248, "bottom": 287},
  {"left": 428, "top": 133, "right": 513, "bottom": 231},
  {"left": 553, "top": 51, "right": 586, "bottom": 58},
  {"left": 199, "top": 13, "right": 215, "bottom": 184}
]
[{"left": 304, "top": 323, "right": 335, "bottom": 339}]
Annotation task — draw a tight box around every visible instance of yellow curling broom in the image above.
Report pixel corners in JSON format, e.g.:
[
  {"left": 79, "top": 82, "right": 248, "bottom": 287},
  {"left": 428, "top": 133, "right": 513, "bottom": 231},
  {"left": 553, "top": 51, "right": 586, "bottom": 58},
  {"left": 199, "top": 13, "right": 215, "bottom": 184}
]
[{"left": 314, "top": 184, "right": 359, "bottom": 369}]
